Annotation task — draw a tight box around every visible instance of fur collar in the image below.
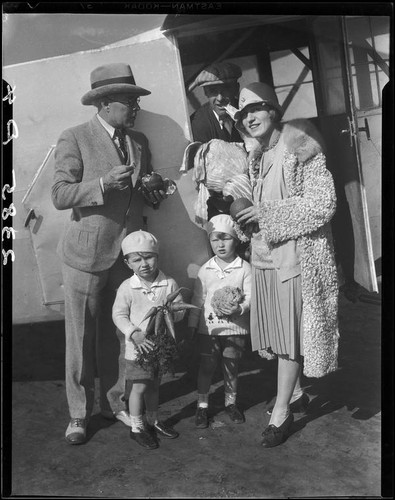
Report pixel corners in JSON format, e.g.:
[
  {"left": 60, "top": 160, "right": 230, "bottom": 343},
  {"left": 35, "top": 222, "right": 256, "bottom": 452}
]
[{"left": 282, "top": 119, "right": 325, "bottom": 163}]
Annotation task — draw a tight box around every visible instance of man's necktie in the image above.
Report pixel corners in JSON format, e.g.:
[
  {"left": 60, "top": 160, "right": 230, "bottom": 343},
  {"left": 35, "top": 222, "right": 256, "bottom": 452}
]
[
  {"left": 220, "top": 116, "right": 233, "bottom": 139},
  {"left": 113, "top": 129, "right": 128, "bottom": 163}
]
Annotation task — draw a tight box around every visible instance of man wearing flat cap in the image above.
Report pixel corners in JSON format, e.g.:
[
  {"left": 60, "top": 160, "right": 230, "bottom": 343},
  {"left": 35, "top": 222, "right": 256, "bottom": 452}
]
[
  {"left": 52, "top": 63, "right": 166, "bottom": 445},
  {"left": 190, "top": 61, "right": 242, "bottom": 144},
  {"left": 189, "top": 62, "right": 243, "bottom": 220}
]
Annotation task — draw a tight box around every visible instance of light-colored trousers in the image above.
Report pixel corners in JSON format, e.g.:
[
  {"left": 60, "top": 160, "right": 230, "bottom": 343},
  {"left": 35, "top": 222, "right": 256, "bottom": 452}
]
[{"left": 62, "top": 257, "right": 129, "bottom": 419}]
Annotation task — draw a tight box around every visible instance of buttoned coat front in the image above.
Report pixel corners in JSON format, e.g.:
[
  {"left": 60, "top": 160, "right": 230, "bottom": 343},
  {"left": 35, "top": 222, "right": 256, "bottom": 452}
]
[{"left": 52, "top": 115, "right": 151, "bottom": 273}]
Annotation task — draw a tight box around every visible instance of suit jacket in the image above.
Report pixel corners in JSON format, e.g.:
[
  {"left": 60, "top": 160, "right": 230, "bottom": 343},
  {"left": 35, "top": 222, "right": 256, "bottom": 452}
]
[
  {"left": 52, "top": 115, "right": 151, "bottom": 273},
  {"left": 190, "top": 103, "right": 242, "bottom": 143}
]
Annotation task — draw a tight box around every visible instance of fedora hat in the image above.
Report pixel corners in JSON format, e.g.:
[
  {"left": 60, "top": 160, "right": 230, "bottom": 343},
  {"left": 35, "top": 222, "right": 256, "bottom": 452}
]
[{"left": 81, "top": 63, "right": 151, "bottom": 106}]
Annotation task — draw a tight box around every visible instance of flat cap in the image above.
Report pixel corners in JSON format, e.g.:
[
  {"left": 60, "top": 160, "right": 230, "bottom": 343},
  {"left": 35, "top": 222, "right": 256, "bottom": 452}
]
[{"left": 189, "top": 62, "right": 241, "bottom": 91}]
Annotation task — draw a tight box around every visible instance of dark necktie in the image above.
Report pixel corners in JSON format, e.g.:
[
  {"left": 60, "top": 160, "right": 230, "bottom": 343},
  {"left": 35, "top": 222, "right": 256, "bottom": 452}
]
[
  {"left": 220, "top": 117, "right": 232, "bottom": 140},
  {"left": 113, "top": 129, "right": 128, "bottom": 163}
]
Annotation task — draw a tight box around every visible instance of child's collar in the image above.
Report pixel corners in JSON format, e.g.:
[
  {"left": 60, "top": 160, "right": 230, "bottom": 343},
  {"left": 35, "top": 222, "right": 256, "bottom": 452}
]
[
  {"left": 207, "top": 255, "right": 242, "bottom": 271},
  {"left": 129, "top": 270, "right": 168, "bottom": 289}
]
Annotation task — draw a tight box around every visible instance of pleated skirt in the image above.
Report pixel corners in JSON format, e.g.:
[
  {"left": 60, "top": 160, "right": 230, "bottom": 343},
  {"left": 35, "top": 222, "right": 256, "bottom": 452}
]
[{"left": 250, "top": 267, "right": 304, "bottom": 360}]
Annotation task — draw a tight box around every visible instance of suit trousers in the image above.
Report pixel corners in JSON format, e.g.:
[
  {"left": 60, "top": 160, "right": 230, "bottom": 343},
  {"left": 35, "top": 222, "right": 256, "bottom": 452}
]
[{"left": 62, "top": 256, "right": 130, "bottom": 419}]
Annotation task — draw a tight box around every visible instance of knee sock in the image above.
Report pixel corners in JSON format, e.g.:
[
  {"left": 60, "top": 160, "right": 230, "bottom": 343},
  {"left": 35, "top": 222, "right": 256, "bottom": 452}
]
[
  {"left": 130, "top": 415, "right": 145, "bottom": 432},
  {"left": 197, "top": 393, "right": 209, "bottom": 408},
  {"left": 224, "top": 391, "right": 236, "bottom": 407},
  {"left": 145, "top": 411, "right": 158, "bottom": 426}
]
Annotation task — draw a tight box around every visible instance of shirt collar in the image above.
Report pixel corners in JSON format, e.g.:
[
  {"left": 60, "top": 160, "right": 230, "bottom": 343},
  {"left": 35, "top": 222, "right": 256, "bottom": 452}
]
[
  {"left": 129, "top": 270, "right": 168, "bottom": 290},
  {"left": 212, "top": 109, "right": 231, "bottom": 129},
  {"left": 212, "top": 110, "right": 224, "bottom": 128},
  {"left": 96, "top": 113, "right": 116, "bottom": 139},
  {"left": 206, "top": 256, "right": 243, "bottom": 272}
]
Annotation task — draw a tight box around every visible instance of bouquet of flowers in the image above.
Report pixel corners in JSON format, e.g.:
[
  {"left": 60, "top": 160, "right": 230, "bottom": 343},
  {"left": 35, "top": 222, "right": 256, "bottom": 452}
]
[{"left": 210, "top": 286, "right": 245, "bottom": 319}]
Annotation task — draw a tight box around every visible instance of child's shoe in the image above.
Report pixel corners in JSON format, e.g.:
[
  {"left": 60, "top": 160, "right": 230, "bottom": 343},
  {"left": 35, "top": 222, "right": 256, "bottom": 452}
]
[
  {"left": 148, "top": 421, "right": 179, "bottom": 439},
  {"left": 225, "top": 404, "right": 245, "bottom": 424},
  {"left": 130, "top": 428, "right": 158, "bottom": 449},
  {"left": 195, "top": 407, "right": 209, "bottom": 428}
]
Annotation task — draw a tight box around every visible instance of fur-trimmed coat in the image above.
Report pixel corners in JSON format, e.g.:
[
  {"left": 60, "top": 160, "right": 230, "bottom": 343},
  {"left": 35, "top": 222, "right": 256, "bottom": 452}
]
[{"left": 256, "top": 119, "right": 339, "bottom": 378}]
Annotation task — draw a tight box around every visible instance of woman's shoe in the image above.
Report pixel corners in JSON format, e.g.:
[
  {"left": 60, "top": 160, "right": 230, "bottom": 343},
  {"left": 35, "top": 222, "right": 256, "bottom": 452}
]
[
  {"left": 266, "top": 393, "right": 309, "bottom": 415},
  {"left": 261, "top": 412, "right": 294, "bottom": 448}
]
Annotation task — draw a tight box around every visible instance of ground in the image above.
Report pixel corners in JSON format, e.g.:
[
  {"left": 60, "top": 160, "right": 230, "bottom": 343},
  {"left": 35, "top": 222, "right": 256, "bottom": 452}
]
[{"left": 6, "top": 291, "right": 384, "bottom": 498}]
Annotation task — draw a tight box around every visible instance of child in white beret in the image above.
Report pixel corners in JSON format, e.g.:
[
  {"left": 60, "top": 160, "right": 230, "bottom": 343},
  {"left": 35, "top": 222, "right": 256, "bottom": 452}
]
[
  {"left": 110, "top": 230, "right": 185, "bottom": 450},
  {"left": 188, "top": 214, "right": 252, "bottom": 428}
]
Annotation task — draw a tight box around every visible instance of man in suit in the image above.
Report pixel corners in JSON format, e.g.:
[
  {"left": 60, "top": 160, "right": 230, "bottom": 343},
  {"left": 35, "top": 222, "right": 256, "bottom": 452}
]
[
  {"left": 190, "top": 62, "right": 242, "bottom": 144},
  {"left": 52, "top": 63, "right": 166, "bottom": 445}
]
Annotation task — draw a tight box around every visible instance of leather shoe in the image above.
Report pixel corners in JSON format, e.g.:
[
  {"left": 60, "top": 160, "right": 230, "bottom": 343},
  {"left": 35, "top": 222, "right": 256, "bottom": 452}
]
[
  {"left": 65, "top": 418, "right": 87, "bottom": 445},
  {"left": 195, "top": 407, "right": 209, "bottom": 428},
  {"left": 261, "top": 413, "right": 294, "bottom": 448},
  {"left": 225, "top": 404, "right": 245, "bottom": 424},
  {"left": 266, "top": 393, "right": 309, "bottom": 415},
  {"left": 148, "top": 421, "right": 179, "bottom": 439},
  {"left": 130, "top": 429, "right": 158, "bottom": 449}
]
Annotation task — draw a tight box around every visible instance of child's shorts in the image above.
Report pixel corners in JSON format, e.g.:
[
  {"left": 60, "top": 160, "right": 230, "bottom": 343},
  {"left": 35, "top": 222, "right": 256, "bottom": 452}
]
[
  {"left": 125, "top": 359, "right": 158, "bottom": 382},
  {"left": 197, "top": 334, "right": 246, "bottom": 359}
]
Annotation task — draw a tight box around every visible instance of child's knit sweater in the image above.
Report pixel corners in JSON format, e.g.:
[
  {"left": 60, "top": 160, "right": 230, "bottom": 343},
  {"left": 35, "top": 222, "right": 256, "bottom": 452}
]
[
  {"left": 113, "top": 270, "right": 184, "bottom": 360},
  {"left": 188, "top": 256, "right": 251, "bottom": 336}
]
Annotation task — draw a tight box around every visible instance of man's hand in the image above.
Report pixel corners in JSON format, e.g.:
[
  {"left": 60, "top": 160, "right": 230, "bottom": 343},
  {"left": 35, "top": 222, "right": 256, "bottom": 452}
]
[
  {"left": 102, "top": 164, "right": 135, "bottom": 192},
  {"left": 140, "top": 188, "right": 168, "bottom": 208}
]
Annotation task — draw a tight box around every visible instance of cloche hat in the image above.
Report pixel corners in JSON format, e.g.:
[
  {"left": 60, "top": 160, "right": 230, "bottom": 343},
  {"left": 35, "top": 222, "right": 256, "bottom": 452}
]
[
  {"left": 122, "top": 230, "right": 159, "bottom": 256},
  {"left": 81, "top": 63, "right": 151, "bottom": 106},
  {"left": 234, "top": 82, "right": 283, "bottom": 121}
]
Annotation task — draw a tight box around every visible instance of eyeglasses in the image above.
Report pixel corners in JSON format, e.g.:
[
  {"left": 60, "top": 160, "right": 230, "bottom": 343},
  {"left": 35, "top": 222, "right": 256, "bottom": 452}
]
[{"left": 108, "top": 97, "right": 141, "bottom": 110}]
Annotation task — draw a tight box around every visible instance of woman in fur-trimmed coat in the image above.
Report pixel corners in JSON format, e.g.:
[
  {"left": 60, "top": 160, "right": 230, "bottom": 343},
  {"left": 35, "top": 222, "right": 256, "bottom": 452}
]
[{"left": 234, "top": 82, "right": 339, "bottom": 448}]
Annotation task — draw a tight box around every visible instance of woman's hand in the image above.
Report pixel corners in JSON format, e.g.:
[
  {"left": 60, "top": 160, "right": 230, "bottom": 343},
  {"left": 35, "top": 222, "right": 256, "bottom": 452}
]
[
  {"left": 130, "top": 328, "right": 156, "bottom": 353},
  {"left": 236, "top": 205, "right": 260, "bottom": 226}
]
